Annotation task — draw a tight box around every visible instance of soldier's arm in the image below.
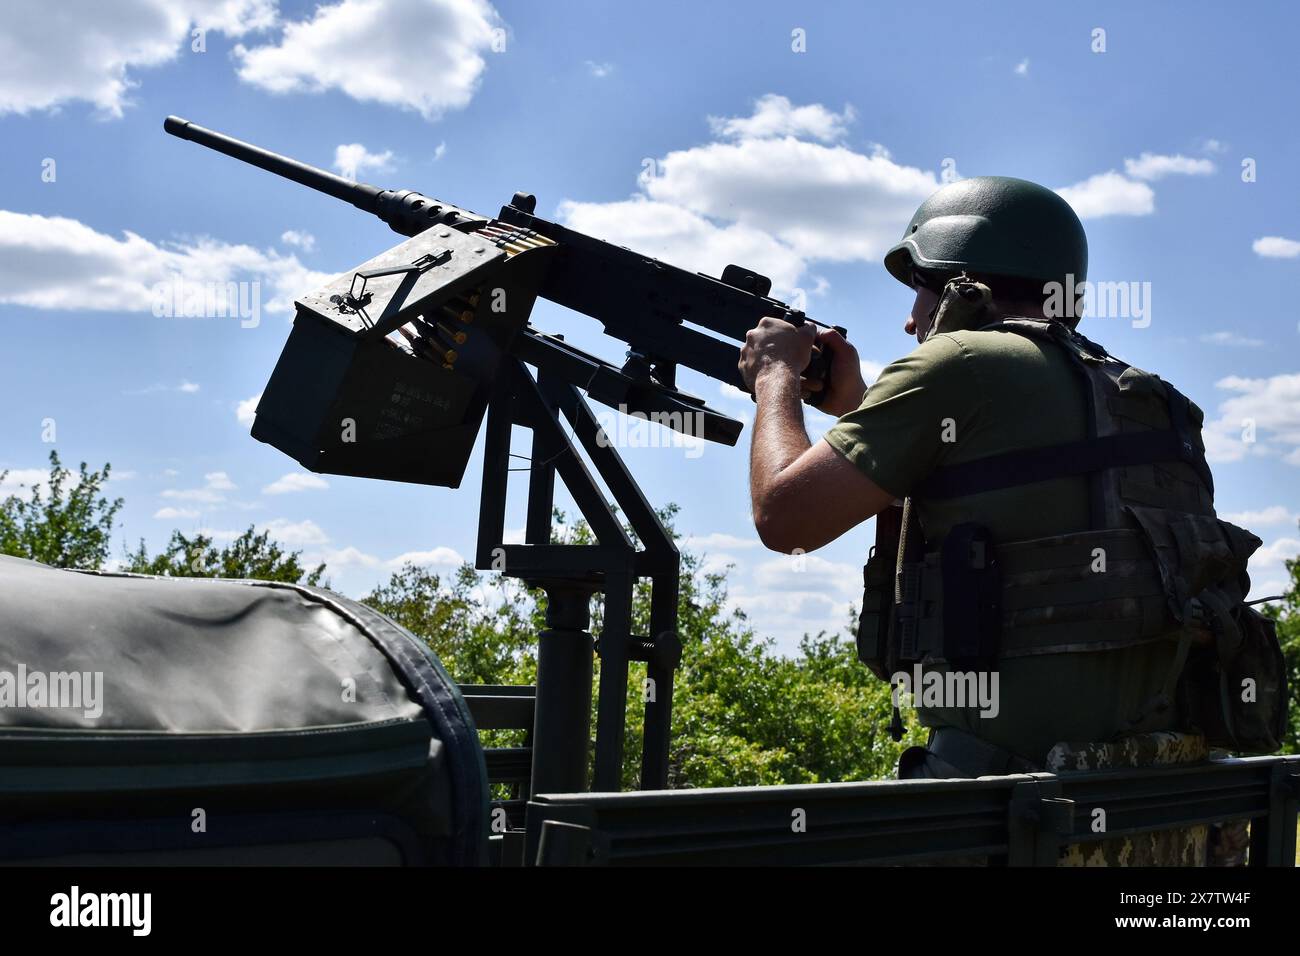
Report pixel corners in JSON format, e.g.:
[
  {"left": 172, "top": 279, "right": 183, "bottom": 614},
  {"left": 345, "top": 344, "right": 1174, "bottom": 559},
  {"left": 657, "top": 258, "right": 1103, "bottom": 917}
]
[
  {"left": 750, "top": 331, "right": 978, "bottom": 552},
  {"left": 749, "top": 364, "right": 894, "bottom": 553}
]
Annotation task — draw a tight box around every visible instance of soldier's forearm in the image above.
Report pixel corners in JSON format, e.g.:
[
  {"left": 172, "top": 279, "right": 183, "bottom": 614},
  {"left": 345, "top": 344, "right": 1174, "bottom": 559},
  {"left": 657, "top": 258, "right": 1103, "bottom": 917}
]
[{"left": 749, "top": 364, "right": 811, "bottom": 519}]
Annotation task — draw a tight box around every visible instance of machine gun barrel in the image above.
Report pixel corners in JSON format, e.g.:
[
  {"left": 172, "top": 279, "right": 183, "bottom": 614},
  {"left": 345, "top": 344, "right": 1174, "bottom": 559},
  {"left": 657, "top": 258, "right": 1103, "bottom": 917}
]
[
  {"left": 164, "top": 116, "right": 381, "bottom": 210},
  {"left": 164, "top": 116, "right": 485, "bottom": 236}
]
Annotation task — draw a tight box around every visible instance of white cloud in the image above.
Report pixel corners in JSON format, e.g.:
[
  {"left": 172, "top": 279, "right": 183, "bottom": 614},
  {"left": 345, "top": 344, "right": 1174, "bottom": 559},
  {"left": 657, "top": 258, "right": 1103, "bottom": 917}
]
[
  {"left": 719, "top": 537, "right": 877, "bottom": 649},
  {"left": 433, "top": 141, "right": 447, "bottom": 161},
  {"left": 195, "top": 527, "right": 244, "bottom": 543},
  {"left": 641, "top": 132, "right": 935, "bottom": 266},
  {"left": 1202, "top": 372, "right": 1300, "bottom": 464},
  {"left": 0, "top": 210, "right": 331, "bottom": 316},
  {"left": 321, "top": 545, "right": 382, "bottom": 569},
  {"left": 1202, "top": 139, "right": 1227, "bottom": 154},
  {"left": 683, "top": 532, "right": 761, "bottom": 551},
  {"left": 280, "top": 229, "right": 316, "bottom": 251},
  {"left": 1199, "top": 331, "right": 1264, "bottom": 347},
  {"left": 262, "top": 472, "right": 329, "bottom": 494},
  {"left": 707, "top": 94, "right": 855, "bottom": 143},
  {"left": 154, "top": 506, "right": 200, "bottom": 520},
  {"left": 698, "top": 552, "right": 741, "bottom": 576},
  {"left": 585, "top": 60, "right": 613, "bottom": 79},
  {"left": 1253, "top": 236, "right": 1300, "bottom": 259},
  {"left": 236, "top": 394, "right": 262, "bottom": 427},
  {"left": 1247, "top": 535, "right": 1300, "bottom": 601},
  {"left": 558, "top": 97, "right": 937, "bottom": 299},
  {"left": 0, "top": 0, "right": 275, "bottom": 117},
  {"left": 1221, "top": 506, "right": 1298, "bottom": 527},
  {"left": 724, "top": 584, "right": 850, "bottom": 652},
  {"left": 191, "top": 519, "right": 329, "bottom": 548},
  {"left": 321, "top": 544, "right": 465, "bottom": 569},
  {"left": 263, "top": 518, "right": 330, "bottom": 547},
  {"left": 1056, "top": 171, "right": 1155, "bottom": 218},
  {"left": 334, "top": 143, "right": 394, "bottom": 182},
  {"left": 387, "top": 546, "right": 464, "bottom": 567},
  {"left": 1058, "top": 152, "right": 1214, "bottom": 219},
  {"left": 1014, "top": 58, "right": 1030, "bottom": 76},
  {"left": 234, "top": 0, "right": 502, "bottom": 120},
  {"left": 752, "top": 554, "right": 860, "bottom": 596},
  {"left": 126, "top": 380, "right": 203, "bottom": 395},
  {"left": 0, "top": 468, "right": 48, "bottom": 493},
  {"left": 861, "top": 359, "right": 886, "bottom": 383},
  {"left": 161, "top": 471, "right": 235, "bottom": 504},
  {"left": 206, "top": 472, "right": 236, "bottom": 491},
  {"left": 560, "top": 198, "right": 807, "bottom": 297},
  {"left": 1123, "top": 153, "right": 1216, "bottom": 181},
  {"left": 718, "top": 383, "right": 749, "bottom": 401}
]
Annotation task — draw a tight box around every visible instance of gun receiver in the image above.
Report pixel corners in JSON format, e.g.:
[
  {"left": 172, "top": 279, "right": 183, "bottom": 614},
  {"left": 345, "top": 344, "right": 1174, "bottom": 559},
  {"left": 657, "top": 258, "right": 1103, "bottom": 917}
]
[{"left": 163, "top": 116, "right": 846, "bottom": 487}]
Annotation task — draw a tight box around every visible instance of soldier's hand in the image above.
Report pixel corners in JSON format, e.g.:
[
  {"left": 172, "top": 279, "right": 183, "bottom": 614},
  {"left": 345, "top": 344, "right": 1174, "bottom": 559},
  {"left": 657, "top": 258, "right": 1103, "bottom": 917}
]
[
  {"left": 739, "top": 316, "right": 816, "bottom": 392},
  {"left": 802, "top": 327, "right": 866, "bottom": 417}
]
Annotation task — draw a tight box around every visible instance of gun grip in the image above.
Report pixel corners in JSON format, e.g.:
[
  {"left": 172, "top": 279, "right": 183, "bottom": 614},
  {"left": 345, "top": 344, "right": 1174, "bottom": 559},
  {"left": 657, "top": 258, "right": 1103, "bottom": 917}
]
[{"left": 803, "top": 345, "right": 832, "bottom": 408}]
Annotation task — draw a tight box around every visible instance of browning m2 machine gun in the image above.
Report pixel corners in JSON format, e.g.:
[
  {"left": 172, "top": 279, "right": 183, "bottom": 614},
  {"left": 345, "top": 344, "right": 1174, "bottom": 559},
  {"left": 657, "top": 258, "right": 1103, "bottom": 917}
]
[
  {"left": 164, "top": 116, "right": 843, "bottom": 487},
  {"left": 163, "top": 116, "right": 848, "bottom": 816}
]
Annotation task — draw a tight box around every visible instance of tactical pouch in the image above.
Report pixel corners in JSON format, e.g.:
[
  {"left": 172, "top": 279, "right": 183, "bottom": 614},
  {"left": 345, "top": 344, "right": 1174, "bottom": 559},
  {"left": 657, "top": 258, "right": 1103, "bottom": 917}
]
[
  {"left": 856, "top": 546, "right": 894, "bottom": 681},
  {"left": 1124, "top": 504, "right": 1287, "bottom": 753},
  {"left": 1183, "top": 594, "right": 1289, "bottom": 754},
  {"left": 939, "top": 523, "right": 1002, "bottom": 669},
  {"left": 858, "top": 502, "right": 912, "bottom": 680}
]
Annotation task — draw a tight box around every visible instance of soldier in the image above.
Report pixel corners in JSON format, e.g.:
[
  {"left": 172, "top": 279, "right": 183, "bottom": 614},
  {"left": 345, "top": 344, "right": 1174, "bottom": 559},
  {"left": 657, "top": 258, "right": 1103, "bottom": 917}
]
[{"left": 738, "top": 177, "right": 1274, "bottom": 862}]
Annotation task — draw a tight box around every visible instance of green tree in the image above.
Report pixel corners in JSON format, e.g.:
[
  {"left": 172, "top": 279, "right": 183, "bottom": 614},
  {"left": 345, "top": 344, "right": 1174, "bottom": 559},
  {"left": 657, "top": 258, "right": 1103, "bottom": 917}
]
[
  {"left": 365, "top": 506, "right": 924, "bottom": 787},
  {"left": 0, "top": 451, "right": 123, "bottom": 569},
  {"left": 1261, "top": 541, "right": 1300, "bottom": 755},
  {"left": 123, "top": 525, "right": 327, "bottom": 586},
  {"left": 622, "top": 543, "right": 924, "bottom": 789},
  {"left": 363, "top": 562, "right": 538, "bottom": 686}
]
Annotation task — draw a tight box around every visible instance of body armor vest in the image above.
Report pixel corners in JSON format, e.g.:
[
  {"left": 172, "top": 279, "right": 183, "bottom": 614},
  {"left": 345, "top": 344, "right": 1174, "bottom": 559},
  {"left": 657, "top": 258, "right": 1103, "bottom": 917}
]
[{"left": 857, "top": 317, "right": 1287, "bottom": 755}]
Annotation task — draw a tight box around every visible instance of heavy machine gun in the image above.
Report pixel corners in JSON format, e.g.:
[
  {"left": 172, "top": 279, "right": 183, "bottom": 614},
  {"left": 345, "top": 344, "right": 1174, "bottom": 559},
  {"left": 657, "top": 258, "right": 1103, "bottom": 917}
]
[
  {"left": 162, "top": 116, "right": 847, "bottom": 813},
  {"left": 164, "top": 116, "right": 843, "bottom": 485}
]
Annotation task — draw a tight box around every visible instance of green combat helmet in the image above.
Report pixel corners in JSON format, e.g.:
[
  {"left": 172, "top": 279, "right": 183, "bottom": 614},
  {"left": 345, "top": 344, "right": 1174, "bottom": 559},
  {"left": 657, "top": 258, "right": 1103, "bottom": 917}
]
[{"left": 884, "top": 176, "right": 1088, "bottom": 290}]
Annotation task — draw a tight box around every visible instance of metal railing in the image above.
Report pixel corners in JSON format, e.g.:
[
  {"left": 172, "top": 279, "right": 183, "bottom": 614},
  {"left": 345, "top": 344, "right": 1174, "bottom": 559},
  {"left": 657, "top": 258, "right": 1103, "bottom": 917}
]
[
  {"left": 462, "top": 683, "right": 1299, "bottom": 867},
  {"left": 524, "top": 755, "right": 1300, "bottom": 867},
  {"left": 461, "top": 684, "right": 536, "bottom": 843}
]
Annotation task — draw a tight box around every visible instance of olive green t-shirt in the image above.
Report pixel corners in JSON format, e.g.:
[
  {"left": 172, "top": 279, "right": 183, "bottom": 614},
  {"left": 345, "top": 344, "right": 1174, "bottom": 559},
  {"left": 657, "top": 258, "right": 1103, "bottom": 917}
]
[{"left": 823, "top": 328, "right": 1180, "bottom": 762}]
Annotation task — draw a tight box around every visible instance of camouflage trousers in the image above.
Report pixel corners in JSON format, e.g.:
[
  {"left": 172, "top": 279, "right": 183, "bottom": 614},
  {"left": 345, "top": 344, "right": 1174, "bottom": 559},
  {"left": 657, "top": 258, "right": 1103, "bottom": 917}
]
[{"left": 1048, "top": 732, "right": 1247, "bottom": 866}]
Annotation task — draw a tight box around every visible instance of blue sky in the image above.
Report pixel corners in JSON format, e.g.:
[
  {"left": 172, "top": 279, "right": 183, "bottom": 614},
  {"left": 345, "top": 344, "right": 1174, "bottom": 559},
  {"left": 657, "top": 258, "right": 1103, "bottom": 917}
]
[{"left": 1, "top": 0, "right": 1298, "bottom": 653}]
